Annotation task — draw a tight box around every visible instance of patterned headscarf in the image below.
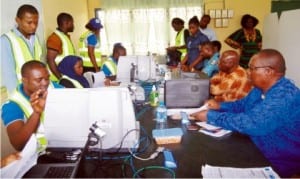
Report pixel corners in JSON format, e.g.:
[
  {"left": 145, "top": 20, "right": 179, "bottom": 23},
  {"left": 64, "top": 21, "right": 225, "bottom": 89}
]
[{"left": 58, "top": 55, "right": 89, "bottom": 88}]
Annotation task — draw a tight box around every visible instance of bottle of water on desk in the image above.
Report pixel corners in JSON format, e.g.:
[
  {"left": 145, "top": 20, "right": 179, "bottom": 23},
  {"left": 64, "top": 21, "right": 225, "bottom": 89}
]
[{"left": 156, "top": 101, "right": 167, "bottom": 129}]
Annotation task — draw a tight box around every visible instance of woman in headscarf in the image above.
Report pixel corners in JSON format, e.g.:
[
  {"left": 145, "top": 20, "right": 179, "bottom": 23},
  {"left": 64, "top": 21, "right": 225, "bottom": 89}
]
[{"left": 58, "top": 55, "right": 90, "bottom": 88}]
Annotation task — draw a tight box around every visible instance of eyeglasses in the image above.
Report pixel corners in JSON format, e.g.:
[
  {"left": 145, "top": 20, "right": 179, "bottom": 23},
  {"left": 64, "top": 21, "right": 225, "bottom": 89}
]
[{"left": 248, "top": 66, "right": 273, "bottom": 71}]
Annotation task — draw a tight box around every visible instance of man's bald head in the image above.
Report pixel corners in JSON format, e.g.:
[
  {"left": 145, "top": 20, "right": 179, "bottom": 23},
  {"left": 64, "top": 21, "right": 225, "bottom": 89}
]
[{"left": 219, "top": 50, "right": 240, "bottom": 73}]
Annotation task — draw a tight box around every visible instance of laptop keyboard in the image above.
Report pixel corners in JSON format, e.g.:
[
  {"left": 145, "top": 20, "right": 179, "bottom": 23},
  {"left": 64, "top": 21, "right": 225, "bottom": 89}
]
[{"left": 44, "top": 166, "right": 74, "bottom": 178}]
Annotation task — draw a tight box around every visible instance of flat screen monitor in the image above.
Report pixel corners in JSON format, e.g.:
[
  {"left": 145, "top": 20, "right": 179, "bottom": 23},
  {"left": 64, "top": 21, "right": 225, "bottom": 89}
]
[
  {"left": 43, "top": 87, "right": 139, "bottom": 151},
  {"left": 117, "top": 55, "right": 156, "bottom": 83}
]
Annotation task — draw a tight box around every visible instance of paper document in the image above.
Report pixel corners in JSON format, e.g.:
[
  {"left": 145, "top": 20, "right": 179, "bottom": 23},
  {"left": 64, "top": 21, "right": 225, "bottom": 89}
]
[
  {"left": 92, "top": 71, "right": 106, "bottom": 87},
  {"left": 1, "top": 135, "right": 38, "bottom": 178},
  {"left": 167, "top": 104, "right": 208, "bottom": 116},
  {"left": 196, "top": 122, "right": 231, "bottom": 137},
  {"left": 201, "top": 165, "right": 280, "bottom": 178}
]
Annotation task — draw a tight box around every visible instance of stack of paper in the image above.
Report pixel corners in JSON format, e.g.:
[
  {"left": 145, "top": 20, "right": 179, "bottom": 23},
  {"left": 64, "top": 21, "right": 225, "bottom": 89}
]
[
  {"left": 196, "top": 122, "right": 231, "bottom": 137},
  {"left": 202, "top": 165, "right": 280, "bottom": 178}
]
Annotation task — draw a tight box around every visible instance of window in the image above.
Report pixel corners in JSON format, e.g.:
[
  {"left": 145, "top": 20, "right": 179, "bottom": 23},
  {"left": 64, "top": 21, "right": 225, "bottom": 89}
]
[{"left": 96, "top": 6, "right": 203, "bottom": 56}]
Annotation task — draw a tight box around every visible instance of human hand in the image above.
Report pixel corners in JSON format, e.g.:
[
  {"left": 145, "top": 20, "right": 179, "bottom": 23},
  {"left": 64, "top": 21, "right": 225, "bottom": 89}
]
[
  {"left": 181, "top": 65, "right": 190, "bottom": 72},
  {"left": 1, "top": 152, "right": 21, "bottom": 168},
  {"left": 104, "top": 78, "right": 111, "bottom": 86},
  {"left": 166, "top": 46, "right": 176, "bottom": 51},
  {"left": 205, "top": 99, "right": 220, "bottom": 110},
  {"left": 30, "top": 89, "right": 48, "bottom": 114},
  {"left": 190, "top": 110, "right": 208, "bottom": 121}
]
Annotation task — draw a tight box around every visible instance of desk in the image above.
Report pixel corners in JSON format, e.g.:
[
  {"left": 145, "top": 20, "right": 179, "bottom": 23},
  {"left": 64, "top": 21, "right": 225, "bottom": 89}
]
[{"left": 76, "top": 106, "right": 270, "bottom": 178}]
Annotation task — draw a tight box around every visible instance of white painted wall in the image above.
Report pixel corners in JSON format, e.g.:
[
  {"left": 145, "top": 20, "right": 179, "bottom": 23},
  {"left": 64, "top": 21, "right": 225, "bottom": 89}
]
[{"left": 263, "top": 9, "right": 300, "bottom": 87}]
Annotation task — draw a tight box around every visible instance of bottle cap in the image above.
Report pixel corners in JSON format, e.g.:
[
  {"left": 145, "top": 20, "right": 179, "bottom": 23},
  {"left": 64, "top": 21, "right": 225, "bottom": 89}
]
[{"left": 152, "top": 85, "right": 156, "bottom": 91}]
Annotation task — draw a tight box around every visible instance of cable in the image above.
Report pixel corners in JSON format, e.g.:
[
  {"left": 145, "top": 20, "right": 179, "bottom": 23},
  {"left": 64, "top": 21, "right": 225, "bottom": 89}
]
[
  {"left": 132, "top": 166, "right": 176, "bottom": 178},
  {"left": 121, "top": 126, "right": 153, "bottom": 177},
  {"left": 128, "top": 146, "right": 164, "bottom": 161}
]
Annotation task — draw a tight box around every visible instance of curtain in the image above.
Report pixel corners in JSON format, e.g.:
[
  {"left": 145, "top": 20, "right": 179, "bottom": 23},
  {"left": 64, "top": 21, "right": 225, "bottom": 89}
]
[
  {"left": 97, "top": 0, "right": 203, "bottom": 55},
  {"left": 101, "top": 0, "right": 204, "bottom": 9}
]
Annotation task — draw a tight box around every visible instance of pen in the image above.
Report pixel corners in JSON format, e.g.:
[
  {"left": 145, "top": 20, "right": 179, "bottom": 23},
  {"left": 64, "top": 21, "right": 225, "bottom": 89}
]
[{"left": 200, "top": 128, "right": 221, "bottom": 134}]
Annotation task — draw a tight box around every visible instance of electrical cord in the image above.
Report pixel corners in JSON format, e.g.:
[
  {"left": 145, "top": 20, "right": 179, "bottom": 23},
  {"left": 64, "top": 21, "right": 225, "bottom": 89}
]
[
  {"left": 132, "top": 166, "right": 176, "bottom": 178},
  {"left": 128, "top": 146, "right": 164, "bottom": 161}
]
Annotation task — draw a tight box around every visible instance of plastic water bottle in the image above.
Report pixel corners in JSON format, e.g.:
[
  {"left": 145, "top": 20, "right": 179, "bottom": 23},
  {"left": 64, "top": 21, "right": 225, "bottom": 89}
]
[{"left": 156, "top": 101, "right": 167, "bottom": 129}]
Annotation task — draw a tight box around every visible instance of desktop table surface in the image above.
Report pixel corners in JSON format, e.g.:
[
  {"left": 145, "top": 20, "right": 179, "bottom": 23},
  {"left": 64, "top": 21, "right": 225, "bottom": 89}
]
[{"left": 76, "top": 106, "right": 270, "bottom": 178}]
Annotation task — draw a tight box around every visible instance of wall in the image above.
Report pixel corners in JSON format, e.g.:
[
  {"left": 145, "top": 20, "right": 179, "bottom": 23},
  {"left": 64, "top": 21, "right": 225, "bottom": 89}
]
[
  {"left": 264, "top": 9, "right": 300, "bottom": 87},
  {"left": 41, "top": 0, "right": 90, "bottom": 51},
  {"left": 204, "top": 0, "right": 271, "bottom": 53},
  {"left": 87, "top": 0, "right": 101, "bottom": 19}
]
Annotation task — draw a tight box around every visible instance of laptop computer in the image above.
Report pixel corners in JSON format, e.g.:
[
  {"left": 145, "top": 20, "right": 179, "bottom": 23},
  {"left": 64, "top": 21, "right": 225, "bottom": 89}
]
[
  {"left": 23, "top": 149, "right": 82, "bottom": 178},
  {"left": 164, "top": 72, "right": 210, "bottom": 108}
]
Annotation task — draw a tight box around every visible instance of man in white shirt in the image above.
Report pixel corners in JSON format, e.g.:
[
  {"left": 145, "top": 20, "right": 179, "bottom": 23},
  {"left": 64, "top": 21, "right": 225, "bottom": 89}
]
[{"left": 199, "top": 14, "right": 217, "bottom": 41}]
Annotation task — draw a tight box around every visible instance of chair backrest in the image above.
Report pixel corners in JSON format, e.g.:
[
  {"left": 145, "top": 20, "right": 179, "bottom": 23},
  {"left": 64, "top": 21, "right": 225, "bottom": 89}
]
[
  {"left": 83, "top": 71, "right": 106, "bottom": 88},
  {"left": 83, "top": 72, "right": 94, "bottom": 87}
]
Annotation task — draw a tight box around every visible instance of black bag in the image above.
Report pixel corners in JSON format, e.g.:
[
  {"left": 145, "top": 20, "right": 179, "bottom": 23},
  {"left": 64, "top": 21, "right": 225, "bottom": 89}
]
[{"left": 167, "top": 50, "right": 182, "bottom": 66}]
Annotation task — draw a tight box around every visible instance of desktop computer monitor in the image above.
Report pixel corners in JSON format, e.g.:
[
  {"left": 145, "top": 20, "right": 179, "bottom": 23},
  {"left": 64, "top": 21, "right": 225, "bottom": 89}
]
[
  {"left": 117, "top": 55, "right": 156, "bottom": 83},
  {"left": 43, "top": 87, "right": 140, "bottom": 151}
]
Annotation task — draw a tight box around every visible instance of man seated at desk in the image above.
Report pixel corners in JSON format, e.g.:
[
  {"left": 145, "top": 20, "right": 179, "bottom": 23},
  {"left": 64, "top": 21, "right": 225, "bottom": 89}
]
[
  {"left": 210, "top": 50, "right": 252, "bottom": 102},
  {"left": 1, "top": 60, "right": 61, "bottom": 152},
  {"left": 101, "top": 43, "right": 126, "bottom": 81},
  {"left": 192, "top": 49, "right": 300, "bottom": 177}
]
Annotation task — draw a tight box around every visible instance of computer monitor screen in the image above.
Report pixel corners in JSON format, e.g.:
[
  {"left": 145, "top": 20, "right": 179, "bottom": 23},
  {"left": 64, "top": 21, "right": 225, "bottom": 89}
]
[
  {"left": 117, "top": 55, "right": 156, "bottom": 83},
  {"left": 44, "top": 87, "right": 139, "bottom": 150}
]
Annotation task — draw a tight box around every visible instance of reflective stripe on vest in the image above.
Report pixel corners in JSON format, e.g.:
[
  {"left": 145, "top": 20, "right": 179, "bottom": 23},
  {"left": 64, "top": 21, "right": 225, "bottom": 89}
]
[
  {"left": 9, "top": 88, "right": 47, "bottom": 153},
  {"left": 4, "top": 30, "right": 42, "bottom": 82},
  {"left": 78, "top": 31, "right": 102, "bottom": 67},
  {"left": 175, "top": 29, "right": 187, "bottom": 60},
  {"left": 102, "top": 58, "right": 117, "bottom": 76},
  {"left": 60, "top": 75, "right": 84, "bottom": 88},
  {"left": 54, "top": 30, "right": 76, "bottom": 65}
]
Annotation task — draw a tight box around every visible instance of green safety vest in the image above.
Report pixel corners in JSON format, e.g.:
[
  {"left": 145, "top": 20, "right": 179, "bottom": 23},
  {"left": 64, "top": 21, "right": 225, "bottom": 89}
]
[
  {"left": 78, "top": 31, "right": 102, "bottom": 67},
  {"left": 175, "top": 29, "right": 187, "bottom": 60},
  {"left": 49, "top": 30, "right": 76, "bottom": 82},
  {"left": 102, "top": 57, "right": 117, "bottom": 76},
  {"left": 60, "top": 75, "right": 84, "bottom": 88},
  {"left": 4, "top": 30, "right": 42, "bottom": 83},
  {"left": 9, "top": 87, "right": 47, "bottom": 153}
]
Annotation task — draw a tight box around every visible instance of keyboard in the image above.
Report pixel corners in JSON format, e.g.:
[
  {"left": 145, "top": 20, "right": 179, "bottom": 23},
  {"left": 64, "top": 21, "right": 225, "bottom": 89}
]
[{"left": 44, "top": 166, "right": 74, "bottom": 178}]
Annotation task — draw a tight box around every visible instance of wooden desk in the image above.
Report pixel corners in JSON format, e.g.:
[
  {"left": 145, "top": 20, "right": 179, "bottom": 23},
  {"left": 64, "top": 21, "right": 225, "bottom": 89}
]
[{"left": 76, "top": 106, "right": 270, "bottom": 178}]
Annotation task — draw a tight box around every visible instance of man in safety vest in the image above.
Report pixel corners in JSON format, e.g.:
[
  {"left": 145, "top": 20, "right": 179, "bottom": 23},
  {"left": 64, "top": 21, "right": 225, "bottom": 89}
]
[
  {"left": 1, "top": 61, "right": 61, "bottom": 152},
  {"left": 46, "top": 12, "right": 76, "bottom": 82},
  {"left": 79, "top": 18, "right": 104, "bottom": 73},
  {"left": 1, "top": 4, "right": 43, "bottom": 94},
  {"left": 102, "top": 43, "right": 126, "bottom": 81}
]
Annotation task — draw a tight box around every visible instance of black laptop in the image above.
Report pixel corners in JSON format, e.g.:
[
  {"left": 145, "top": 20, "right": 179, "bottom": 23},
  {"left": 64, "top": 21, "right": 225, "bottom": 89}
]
[
  {"left": 23, "top": 149, "right": 82, "bottom": 178},
  {"left": 164, "top": 72, "right": 210, "bottom": 108}
]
